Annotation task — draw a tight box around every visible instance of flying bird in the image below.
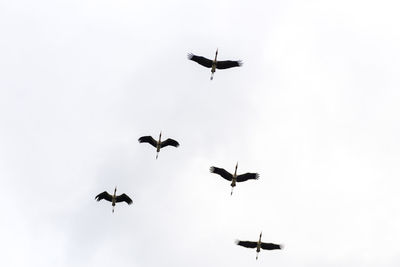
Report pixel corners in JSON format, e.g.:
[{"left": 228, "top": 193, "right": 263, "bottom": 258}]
[
  {"left": 188, "top": 49, "right": 242, "bottom": 80},
  {"left": 95, "top": 187, "right": 133, "bottom": 213},
  {"left": 138, "top": 132, "right": 179, "bottom": 159},
  {"left": 235, "top": 232, "right": 283, "bottom": 260},
  {"left": 210, "top": 162, "right": 259, "bottom": 195}
]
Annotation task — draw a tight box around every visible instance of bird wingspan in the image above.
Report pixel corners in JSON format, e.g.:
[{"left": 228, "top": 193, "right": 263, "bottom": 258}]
[
  {"left": 188, "top": 53, "right": 213, "bottom": 68},
  {"left": 138, "top": 136, "right": 158, "bottom": 148},
  {"left": 210, "top": 166, "right": 233, "bottom": 181},
  {"left": 216, "top": 60, "right": 242, "bottom": 69},
  {"left": 236, "top": 172, "right": 259, "bottom": 182},
  {"left": 95, "top": 191, "right": 113, "bottom": 202},
  {"left": 235, "top": 240, "right": 258, "bottom": 248},
  {"left": 260, "top": 242, "right": 282, "bottom": 250},
  {"left": 160, "top": 138, "right": 180, "bottom": 148},
  {"left": 116, "top": 193, "right": 133, "bottom": 205}
]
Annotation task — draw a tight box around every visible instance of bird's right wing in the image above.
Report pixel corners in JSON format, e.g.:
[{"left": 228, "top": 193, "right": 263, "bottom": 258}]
[
  {"left": 160, "top": 138, "right": 180, "bottom": 148},
  {"left": 236, "top": 172, "right": 260, "bottom": 182},
  {"left": 235, "top": 240, "right": 258, "bottom": 248},
  {"left": 210, "top": 166, "right": 233, "bottom": 181},
  {"left": 260, "top": 242, "right": 282, "bottom": 250},
  {"left": 138, "top": 136, "right": 157, "bottom": 148},
  {"left": 216, "top": 60, "right": 242, "bottom": 69},
  {"left": 116, "top": 193, "right": 133, "bottom": 205},
  {"left": 188, "top": 53, "right": 213, "bottom": 68},
  {"left": 95, "top": 191, "right": 113, "bottom": 202}
]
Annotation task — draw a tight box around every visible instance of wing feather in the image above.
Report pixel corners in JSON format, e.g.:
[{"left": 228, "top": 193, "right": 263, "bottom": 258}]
[
  {"left": 95, "top": 191, "right": 112, "bottom": 202},
  {"left": 160, "top": 138, "right": 180, "bottom": 148},
  {"left": 138, "top": 136, "right": 157, "bottom": 148},
  {"left": 216, "top": 60, "right": 242, "bottom": 69},
  {"left": 188, "top": 53, "right": 213, "bottom": 68},
  {"left": 115, "top": 193, "right": 133, "bottom": 205},
  {"left": 235, "top": 240, "right": 258, "bottom": 248},
  {"left": 236, "top": 172, "right": 259, "bottom": 182},
  {"left": 260, "top": 242, "right": 282, "bottom": 250},
  {"left": 210, "top": 166, "right": 233, "bottom": 181}
]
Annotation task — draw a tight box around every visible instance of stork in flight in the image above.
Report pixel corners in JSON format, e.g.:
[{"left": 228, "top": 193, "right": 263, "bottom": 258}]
[
  {"left": 138, "top": 132, "right": 179, "bottom": 159},
  {"left": 235, "top": 232, "right": 283, "bottom": 260},
  {"left": 95, "top": 187, "right": 133, "bottom": 213},
  {"left": 210, "top": 162, "right": 259, "bottom": 195},
  {"left": 188, "top": 49, "right": 242, "bottom": 80}
]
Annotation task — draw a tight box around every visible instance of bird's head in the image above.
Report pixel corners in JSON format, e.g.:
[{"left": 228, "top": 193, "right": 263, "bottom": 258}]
[
  {"left": 235, "top": 162, "right": 238, "bottom": 171},
  {"left": 114, "top": 187, "right": 117, "bottom": 194},
  {"left": 159, "top": 131, "right": 162, "bottom": 139},
  {"left": 259, "top": 232, "right": 263, "bottom": 240},
  {"left": 216, "top": 48, "right": 219, "bottom": 55}
]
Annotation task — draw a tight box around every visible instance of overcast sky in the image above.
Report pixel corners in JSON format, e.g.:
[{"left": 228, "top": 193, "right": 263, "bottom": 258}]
[{"left": 1, "top": 0, "right": 400, "bottom": 266}]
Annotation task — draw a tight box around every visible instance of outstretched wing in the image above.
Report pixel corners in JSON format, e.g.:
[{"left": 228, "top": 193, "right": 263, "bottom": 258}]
[
  {"left": 260, "top": 242, "right": 282, "bottom": 250},
  {"left": 95, "top": 191, "right": 112, "bottom": 202},
  {"left": 216, "top": 60, "right": 242, "bottom": 69},
  {"left": 116, "top": 193, "right": 133, "bottom": 205},
  {"left": 210, "top": 166, "right": 233, "bottom": 181},
  {"left": 188, "top": 53, "right": 213, "bottom": 68},
  {"left": 160, "top": 138, "right": 180, "bottom": 148},
  {"left": 138, "top": 136, "right": 157, "bottom": 148},
  {"left": 235, "top": 240, "right": 258, "bottom": 248},
  {"left": 236, "top": 172, "right": 259, "bottom": 182}
]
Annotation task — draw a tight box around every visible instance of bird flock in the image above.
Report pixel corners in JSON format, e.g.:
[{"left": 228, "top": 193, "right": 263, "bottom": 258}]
[{"left": 95, "top": 49, "right": 283, "bottom": 261}]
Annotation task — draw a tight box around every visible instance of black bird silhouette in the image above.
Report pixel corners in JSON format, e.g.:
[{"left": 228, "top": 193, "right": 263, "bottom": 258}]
[
  {"left": 188, "top": 49, "right": 242, "bottom": 80},
  {"left": 138, "top": 131, "right": 179, "bottom": 159},
  {"left": 236, "top": 232, "right": 283, "bottom": 260},
  {"left": 95, "top": 187, "right": 133, "bottom": 213},
  {"left": 210, "top": 162, "right": 259, "bottom": 195}
]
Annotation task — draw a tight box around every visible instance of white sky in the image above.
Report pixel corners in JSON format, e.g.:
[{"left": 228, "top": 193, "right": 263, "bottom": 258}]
[{"left": 1, "top": 0, "right": 400, "bottom": 266}]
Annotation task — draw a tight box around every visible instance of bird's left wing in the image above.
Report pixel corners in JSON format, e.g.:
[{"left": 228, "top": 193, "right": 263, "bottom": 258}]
[
  {"left": 260, "top": 242, "right": 282, "bottom": 250},
  {"left": 235, "top": 240, "right": 258, "bottom": 248},
  {"left": 160, "top": 138, "right": 180, "bottom": 148},
  {"left": 138, "top": 136, "right": 158, "bottom": 148},
  {"left": 216, "top": 60, "right": 242, "bottom": 69},
  {"left": 210, "top": 166, "right": 233, "bottom": 181},
  {"left": 116, "top": 193, "right": 133, "bottom": 205},
  {"left": 95, "top": 191, "right": 113, "bottom": 202},
  {"left": 188, "top": 53, "right": 213, "bottom": 68},
  {"left": 236, "top": 172, "right": 259, "bottom": 182}
]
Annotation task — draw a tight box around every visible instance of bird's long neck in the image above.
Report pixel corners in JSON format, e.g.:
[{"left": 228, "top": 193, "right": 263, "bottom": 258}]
[
  {"left": 156, "top": 132, "right": 162, "bottom": 159},
  {"left": 230, "top": 162, "right": 238, "bottom": 195},
  {"left": 234, "top": 162, "right": 238, "bottom": 178},
  {"left": 112, "top": 187, "right": 117, "bottom": 213},
  {"left": 210, "top": 49, "right": 218, "bottom": 80},
  {"left": 256, "top": 232, "right": 262, "bottom": 259}
]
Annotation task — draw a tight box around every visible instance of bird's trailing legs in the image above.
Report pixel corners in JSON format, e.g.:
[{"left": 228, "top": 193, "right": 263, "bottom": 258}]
[{"left": 231, "top": 186, "right": 234, "bottom": 196}]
